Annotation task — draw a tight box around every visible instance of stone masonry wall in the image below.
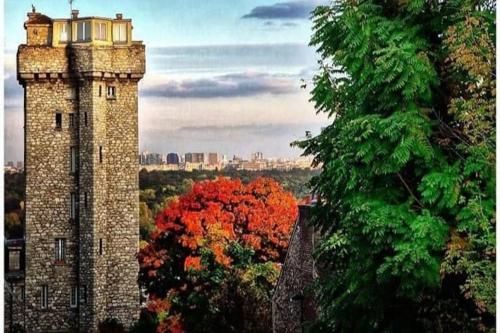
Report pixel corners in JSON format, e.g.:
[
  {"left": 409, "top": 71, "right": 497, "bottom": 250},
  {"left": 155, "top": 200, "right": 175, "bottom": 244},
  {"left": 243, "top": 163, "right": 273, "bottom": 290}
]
[
  {"left": 24, "top": 80, "right": 80, "bottom": 332},
  {"left": 5, "top": 282, "right": 26, "bottom": 331},
  {"left": 18, "top": 46, "right": 69, "bottom": 74},
  {"left": 105, "top": 80, "right": 140, "bottom": 326},
  {"left": 26, "top": 24, "right": 52, "bottom": 46},
  {"left": 272, "top": 205, "right": 317, "bottom": 333},
  {"left": 71, "top": 45, "right": 146, "bottom": 75}
]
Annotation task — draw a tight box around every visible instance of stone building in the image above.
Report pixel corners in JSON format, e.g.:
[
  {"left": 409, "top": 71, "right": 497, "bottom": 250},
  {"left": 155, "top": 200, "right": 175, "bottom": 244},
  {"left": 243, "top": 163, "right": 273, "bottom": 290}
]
[
  {"left": 272, "top": 204, "right": 318, "bottom": 333},
  {"left": 12, "top": 7, "right": 145, "bottom": 332}
]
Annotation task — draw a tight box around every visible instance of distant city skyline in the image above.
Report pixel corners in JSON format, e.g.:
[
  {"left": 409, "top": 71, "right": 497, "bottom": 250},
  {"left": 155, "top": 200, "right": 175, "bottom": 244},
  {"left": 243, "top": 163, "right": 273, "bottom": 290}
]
[
  {"left": 138, "top": 149, "right": 316, "bottom": 172},
  {"left": 4, "top": 0, "right": 330, "bottom": 161},
  {"left": 139, "top": 149, "right": 300, "bottom": 160}
]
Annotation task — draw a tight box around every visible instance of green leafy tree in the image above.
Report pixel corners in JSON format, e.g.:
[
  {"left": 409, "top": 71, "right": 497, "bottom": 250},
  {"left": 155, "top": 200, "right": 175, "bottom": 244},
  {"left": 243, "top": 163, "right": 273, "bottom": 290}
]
[
  {"left": 296, "top": 1, "right": 495, "bottom": 331},
  {"left": 139, "top": 202, "right": 155, "bottom": 240}
]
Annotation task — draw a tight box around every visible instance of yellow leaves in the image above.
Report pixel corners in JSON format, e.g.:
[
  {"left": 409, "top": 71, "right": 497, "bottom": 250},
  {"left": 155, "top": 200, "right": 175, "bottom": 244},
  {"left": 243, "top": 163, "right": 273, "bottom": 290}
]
[
  {"left": 447, "top": 227, "right": 469, "bottom": 252},
  {"left": 465, "top": 16, "right": 480, "bottom": 27}
]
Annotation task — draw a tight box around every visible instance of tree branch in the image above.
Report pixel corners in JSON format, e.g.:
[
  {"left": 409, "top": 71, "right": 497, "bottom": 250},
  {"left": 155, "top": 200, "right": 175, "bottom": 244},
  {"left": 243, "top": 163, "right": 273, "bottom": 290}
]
[{"left": 396, "top": 172, "right": 424, "bottom": 208}]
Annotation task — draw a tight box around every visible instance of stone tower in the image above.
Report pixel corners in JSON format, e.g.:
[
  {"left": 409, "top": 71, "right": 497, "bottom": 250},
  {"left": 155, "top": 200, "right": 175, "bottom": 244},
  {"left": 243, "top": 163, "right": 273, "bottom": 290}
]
[{"left": 17, "top": 8, "right": 145, "bottom": 332}]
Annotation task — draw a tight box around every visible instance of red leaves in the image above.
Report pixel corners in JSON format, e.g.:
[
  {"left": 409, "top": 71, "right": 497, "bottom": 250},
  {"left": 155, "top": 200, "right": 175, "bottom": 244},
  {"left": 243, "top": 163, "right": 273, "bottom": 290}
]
[
  {"left": 139, "top": 177, "right": 298, "bottom": 331},
  {"left": 157, "top": 314, "right": 184, "bottom": 333},
  {"left": 151, "top": 177, "right": 297, "bottom": 262},
  {"left": 184, "top": 256, "right": 203, "bottom": 271},
  {"left": 147, "top": 296, "right": 172, "bottom": 313}
]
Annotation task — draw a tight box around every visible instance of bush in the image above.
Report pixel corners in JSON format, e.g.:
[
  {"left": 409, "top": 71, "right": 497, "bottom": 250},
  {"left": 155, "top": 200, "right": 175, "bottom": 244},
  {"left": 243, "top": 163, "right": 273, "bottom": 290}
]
[
  {"left": 98, "top": 318, "right": 125, "bottom": 333},
  {"left": 129, "top": 310, "right": 158, "bottom": 333}
]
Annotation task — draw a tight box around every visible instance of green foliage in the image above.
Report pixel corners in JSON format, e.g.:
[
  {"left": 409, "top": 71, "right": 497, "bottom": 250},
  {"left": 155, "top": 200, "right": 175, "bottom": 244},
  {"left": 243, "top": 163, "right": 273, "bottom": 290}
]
[
  {"left": 4, "top": 172, "right": 25, "bottom": 239},
  {"left": 139, "top": 168, "right": 318, "bottom": 201},
  {"left": 129, "top": 310, "right": 158, "bottom": 333},
  {"left": 297, "top": 0, "right": 495, "bottom": 331}
]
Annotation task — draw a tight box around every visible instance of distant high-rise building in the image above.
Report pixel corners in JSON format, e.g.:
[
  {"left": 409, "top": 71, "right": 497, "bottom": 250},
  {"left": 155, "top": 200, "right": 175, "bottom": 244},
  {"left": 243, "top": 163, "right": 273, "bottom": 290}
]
[
  {"left": 167, "top": 153, "right": 180, "bottom": 165},
  {"left": 185, "top": 153, "right": 204, "bottom": 163},
  {"left": 139, "top": 151, "right": 162, "bottom": 165},
  {"left": 208, "top": 153, "right": 218, "bottom": 165},
  {"left": 16, "top": 161, "right": 24, "bottom": 169},
  {"left": 251, "top": 152, "right": 264, "bottom": 161},
  {"left": 7, "top": 161, "right": 14, "bottom": 167}
]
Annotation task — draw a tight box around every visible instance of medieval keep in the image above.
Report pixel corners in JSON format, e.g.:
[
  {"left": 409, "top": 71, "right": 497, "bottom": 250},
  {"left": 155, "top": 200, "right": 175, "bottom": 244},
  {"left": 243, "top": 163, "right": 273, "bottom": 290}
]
[{"left": 8, "top": 8, "right": 145, "bottom": 332}]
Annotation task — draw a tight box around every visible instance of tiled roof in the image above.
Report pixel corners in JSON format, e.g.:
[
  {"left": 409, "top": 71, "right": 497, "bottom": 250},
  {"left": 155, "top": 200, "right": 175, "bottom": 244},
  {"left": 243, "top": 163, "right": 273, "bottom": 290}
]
[{"left": 27, "top": 13, "right": 52, "bottom": 25}]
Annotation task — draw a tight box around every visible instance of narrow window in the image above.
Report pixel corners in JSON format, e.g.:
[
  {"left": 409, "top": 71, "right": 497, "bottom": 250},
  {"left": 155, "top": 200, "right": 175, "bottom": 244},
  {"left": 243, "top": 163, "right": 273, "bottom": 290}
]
[
  {"left": 68, "top": 113, "right": 75, "bottom": 128},
  {"left": 41, "top": 285, "right": 48, "bottom": 309},
  {"left": 99, "top": 238, "right": 103, "bottom": 255},
  {"left": 95, "top": 22, "right": 107, "bottom": 40},
  {"left": 70, "top": 286, "right": 78, "bottom": 308},
  {"left": 8, "top": 249, "right": 21, "bottom": 271},
  {"left": 113, "top": 23, "right": 127, "bottom": 42},
  {"left": 99, "top": 146, "right": 103, "bottom": 163},
  {"left": 55, "top": 238, "right": 66, "bottom": 263},
  {"left": 80, "top": 286, "right": 87, "bottom": 304},
  {"left": 60, "top": 22, "right": 69, "bottom": 42},
  {"left": 106, "top": 86, "right": 116, "bottom": 99},
  {"left": 84, "top": 192, "right": 88, "bottom": 208},
  {"left": 55, "top": 113, "right": 62, "bottom": 129},
  {"left": 76, "top": 21, "right": 91, "bottom": 41},
  {"left": 70, "top": 147, "right": 77, "bottom": 173},
  {"left": 70, "top": 193, "right": 77, "bottom": 220},
  {"left": 84, "top": 112, "right": 88, "bottom": 126},
  {"left": 99, "top": 85, "right": 102, "bottom": 97},
  {"left": 20, "top": 286, "right": 25, "bottom": 302},
  {"left": 66, "top": 87, "right": 76, "bottom": 100}
]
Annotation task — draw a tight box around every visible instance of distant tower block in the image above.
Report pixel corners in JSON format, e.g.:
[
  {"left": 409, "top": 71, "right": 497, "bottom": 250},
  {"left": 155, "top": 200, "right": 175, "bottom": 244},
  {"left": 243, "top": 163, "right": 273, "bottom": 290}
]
[{"left": 17, "top": 9, "right": 145, "bottom": 332}]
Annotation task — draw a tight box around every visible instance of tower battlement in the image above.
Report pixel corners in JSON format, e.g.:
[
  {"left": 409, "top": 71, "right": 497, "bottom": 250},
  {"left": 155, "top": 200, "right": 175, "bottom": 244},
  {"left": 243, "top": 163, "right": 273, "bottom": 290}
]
[
  {"left": 18, "top": 11, "right": 145, "bottom": 82},
  {"left": 15, "top": 9, "right": 145, "bottom": 333}
]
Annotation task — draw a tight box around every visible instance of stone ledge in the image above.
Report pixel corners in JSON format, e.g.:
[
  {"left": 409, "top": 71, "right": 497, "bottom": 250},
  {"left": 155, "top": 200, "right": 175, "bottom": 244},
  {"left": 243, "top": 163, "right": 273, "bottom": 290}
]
[{"left": 18, "top": 71, "right": 144, "bottom": 83}]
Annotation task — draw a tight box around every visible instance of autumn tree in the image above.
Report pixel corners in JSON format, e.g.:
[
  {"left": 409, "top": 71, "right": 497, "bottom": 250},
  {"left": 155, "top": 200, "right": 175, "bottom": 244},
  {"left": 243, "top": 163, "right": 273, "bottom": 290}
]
[
  {"left": 296, "top": 0, "right": 495, "bottom": 331},
  {"left": 138, "top": 177, "right": 298, "bottom": 332}
]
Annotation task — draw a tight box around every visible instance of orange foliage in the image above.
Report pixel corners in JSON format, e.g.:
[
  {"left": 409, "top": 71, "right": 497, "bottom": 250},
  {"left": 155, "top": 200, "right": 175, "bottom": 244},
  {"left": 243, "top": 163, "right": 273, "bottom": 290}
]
[
  {"left": 152, "top": 177, "right": 298, "bottom": 262},
  {"left": 184, "top": 256, "right": 203, "bottom": 271},
  {"left": 157, "top": 314, "right": 184, "bottom": 333},
  {"left": 147, "top": 296, "right": 172, "bottom": 314},
  {"left": 139, "top": 177, "right": 298, "bottom": 331}
]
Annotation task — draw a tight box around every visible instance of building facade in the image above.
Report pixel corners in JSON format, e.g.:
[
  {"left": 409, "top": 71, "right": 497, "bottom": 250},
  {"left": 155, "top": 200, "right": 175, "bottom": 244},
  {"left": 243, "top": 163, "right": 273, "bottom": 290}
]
[
  {"left": 139, "top": 150, "right": 163, "bottom": 165},
  {"left": 208, "top": 152, "right": 218, "bottom": 165},
  {"left": 251, "top": 152, "right": 264, "bottom": 161},
  {"left": 166, "top": 153, "right": 180, "bottom": 165},
  {"left": 185, "top": 152, "right": 204, "bottom": 163},
  {"left": 15, "top": 8, "right": 145, "bottom": 332}
]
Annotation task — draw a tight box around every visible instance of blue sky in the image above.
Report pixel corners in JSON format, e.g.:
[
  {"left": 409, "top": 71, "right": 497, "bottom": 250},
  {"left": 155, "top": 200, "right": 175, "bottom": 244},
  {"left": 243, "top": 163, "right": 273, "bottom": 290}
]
[{"left": 5, "top": 0, "right": 329, "bottom": 161}]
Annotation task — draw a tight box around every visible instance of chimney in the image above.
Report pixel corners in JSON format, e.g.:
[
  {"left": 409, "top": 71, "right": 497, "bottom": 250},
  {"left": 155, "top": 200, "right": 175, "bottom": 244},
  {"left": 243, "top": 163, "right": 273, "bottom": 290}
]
[
  {"left": 71, "top": 10, "right": 79, "bottom": 19},
  {"left": 116, "top": 13, "right": 123, "bottom": 20}
]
